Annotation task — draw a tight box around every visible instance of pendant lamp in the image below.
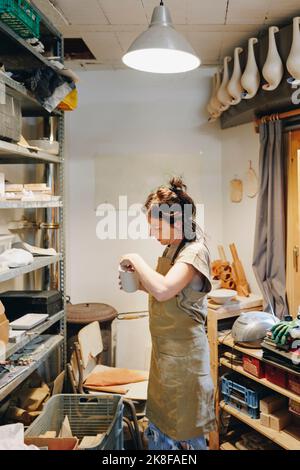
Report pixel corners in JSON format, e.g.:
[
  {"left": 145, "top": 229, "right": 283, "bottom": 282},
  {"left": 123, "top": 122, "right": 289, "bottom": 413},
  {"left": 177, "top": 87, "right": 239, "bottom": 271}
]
[{"left": 122, "top": 1, "right": 200, "bottom": 74}]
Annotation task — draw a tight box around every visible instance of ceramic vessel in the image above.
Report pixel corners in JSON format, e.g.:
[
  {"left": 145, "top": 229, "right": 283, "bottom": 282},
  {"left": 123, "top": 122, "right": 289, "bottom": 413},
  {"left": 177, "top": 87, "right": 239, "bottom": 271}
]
[
  {"left": 287, "top": 17, "right": 300, "bottom": 85},
  {"left": 208, "top": 289, "right": 237, "bottom": 305},
  {"left": 217, "top": 56, "right": 232, "bottom": 108},
  {"left": 227, "top": 47, "right": 243, "bottom": 105},
  {"left": 209, "top": 71, "right": 226, "bottom": 114},
  {"left": 119, "top": 266, "right": 139, "bottom": 293},
  {"left": 262, "top": 26, "right": 283, "bottom": 91},
  {"left": 207, "top": 74, "right": 222, "bottom": 118},
  {"left": 241, "top": 38, "right": 260, "bottom": 99}
]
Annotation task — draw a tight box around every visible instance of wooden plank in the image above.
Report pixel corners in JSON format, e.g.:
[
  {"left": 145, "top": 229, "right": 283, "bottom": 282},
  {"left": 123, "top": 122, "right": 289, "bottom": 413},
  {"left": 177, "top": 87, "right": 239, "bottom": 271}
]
[
  {"left": 286, "top": 130, "right": 300, "bottom": 318},
  {"left": 207, "top": 309, "right": 220, "bottom": 450},
  {"left": 220, "top": 402, "right": 300, "bottom": 450},
  {"left": 218, "top": 333, "right": 263, "bottom": 360},
  {"left": 220, "top": 442, "right": 238, "bottom": 451}
]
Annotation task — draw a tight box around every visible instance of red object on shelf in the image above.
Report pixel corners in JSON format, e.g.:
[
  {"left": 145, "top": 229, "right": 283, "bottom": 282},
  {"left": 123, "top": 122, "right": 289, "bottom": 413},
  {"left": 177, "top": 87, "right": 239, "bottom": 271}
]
[
  {"left": 288, "top": 373, "right": 300, "bottom": 396},
  {"left": 242, "top": 355, "right": 265, "bottom": 379},
  {"left": 265, "top": 364, "right": 287, "bottom": 388}
]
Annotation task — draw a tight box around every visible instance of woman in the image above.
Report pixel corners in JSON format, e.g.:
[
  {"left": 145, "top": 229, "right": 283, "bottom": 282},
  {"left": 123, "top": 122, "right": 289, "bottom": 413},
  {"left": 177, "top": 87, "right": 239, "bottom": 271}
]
[{"left": 120, "top": 177, "right": 216, "bottom": 450}]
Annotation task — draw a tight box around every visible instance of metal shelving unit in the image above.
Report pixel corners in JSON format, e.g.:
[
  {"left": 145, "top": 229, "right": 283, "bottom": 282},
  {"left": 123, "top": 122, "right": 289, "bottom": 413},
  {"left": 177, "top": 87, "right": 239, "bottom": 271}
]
[
  {"left": 0, "top": 200, "right": 62, "bottom": 209},
  {"left": 0, "top": 254, "right": 61, "bottom": 283},
  {"left": 4, "top": 310, "right": 64, "bottom": 359},
  {"left": 0, "top": 71, "right": 61, "bottom": 117},
  {"left": 0, "top": 8, "right": 66, "bottom": 410},
  {"left": 0, "top": 335, "right": 64, "bottom": 402},
  {"left": 0, "top": 138, "right": 62, "bottom": 164}
]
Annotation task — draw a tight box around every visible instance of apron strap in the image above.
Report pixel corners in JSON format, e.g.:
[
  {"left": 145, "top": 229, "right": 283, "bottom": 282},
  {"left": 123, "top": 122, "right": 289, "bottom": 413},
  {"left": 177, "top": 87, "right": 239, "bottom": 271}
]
[{"left": 170, "top": 238, "right": 188, "bottom": 265}]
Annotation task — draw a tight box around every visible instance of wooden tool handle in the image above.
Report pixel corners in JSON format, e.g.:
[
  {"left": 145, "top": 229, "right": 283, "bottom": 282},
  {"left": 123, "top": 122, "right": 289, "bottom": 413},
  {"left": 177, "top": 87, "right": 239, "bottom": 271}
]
[
  {"left": 218, "top": 245, "right": 227, "bottom": 261},
  {"left": 229, "top": 243, "right": 239, "bottom": 263}
]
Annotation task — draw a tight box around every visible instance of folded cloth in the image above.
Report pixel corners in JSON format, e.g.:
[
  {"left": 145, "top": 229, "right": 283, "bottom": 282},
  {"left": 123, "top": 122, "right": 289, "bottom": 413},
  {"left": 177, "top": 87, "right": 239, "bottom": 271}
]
[{"left": 84, "top": 365, "right": 148, "bottom": 387}]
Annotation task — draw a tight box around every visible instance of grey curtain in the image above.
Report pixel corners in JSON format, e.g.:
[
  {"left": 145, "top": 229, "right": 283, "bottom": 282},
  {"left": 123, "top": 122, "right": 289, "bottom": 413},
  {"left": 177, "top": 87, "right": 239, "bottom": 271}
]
[{"left": 252, "top": 120, "right": 288, "bottom": 319}]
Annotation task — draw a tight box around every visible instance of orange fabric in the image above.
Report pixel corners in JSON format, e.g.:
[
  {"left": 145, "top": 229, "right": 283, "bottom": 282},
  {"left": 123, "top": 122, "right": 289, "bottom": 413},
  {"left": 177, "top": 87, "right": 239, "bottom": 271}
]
[
  {"left": 84, "top": 384, "right": 129, "bottom": 395},
  {"left": 84, "top": 367, "right": 148, "bottom": 387}
]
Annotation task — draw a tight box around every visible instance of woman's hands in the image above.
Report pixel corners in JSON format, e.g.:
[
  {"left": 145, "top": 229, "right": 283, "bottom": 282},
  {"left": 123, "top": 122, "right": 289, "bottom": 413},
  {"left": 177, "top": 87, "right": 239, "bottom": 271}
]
[
  {"left": 119, "top": 252, "right": 196, "bottom": 301},
  {"left": 119, "top": 254, "right": 148, "bottom": 292},
  {"left": 119, "top": 253, "right": 141, "bottom": 272}
]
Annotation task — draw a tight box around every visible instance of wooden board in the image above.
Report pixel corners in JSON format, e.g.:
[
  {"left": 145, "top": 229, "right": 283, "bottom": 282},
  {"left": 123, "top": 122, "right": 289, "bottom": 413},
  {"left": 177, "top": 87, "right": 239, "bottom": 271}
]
[
  {"left": 230, "top": 178, "right": 243, "bottom": 203},
  {"left": 245, "top": 162, "right": 258, "bottom": 198},
  {"left": 286, "top": 131, "right": 300, "bottom": 318},
  {"left": 220, "top": 402, "right": 300, "bottom": 450}
]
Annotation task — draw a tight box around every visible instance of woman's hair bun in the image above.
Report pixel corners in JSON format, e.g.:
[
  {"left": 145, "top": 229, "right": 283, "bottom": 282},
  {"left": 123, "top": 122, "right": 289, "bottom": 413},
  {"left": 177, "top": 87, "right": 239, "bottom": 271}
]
[{"left": 169, "top": 176, "right": 187, "bottom": 193}]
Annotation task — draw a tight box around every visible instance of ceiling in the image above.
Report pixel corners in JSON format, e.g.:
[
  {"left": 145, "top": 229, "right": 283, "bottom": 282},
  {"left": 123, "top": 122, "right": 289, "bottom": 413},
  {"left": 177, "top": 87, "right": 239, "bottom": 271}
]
[{"left": 32, "top": 0, "right": 300, "bottom": 70}]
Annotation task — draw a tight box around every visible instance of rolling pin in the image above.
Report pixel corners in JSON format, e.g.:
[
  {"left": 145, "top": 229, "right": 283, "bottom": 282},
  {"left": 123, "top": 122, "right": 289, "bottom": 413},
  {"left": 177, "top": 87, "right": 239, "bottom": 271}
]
[{"left": 229, "top": 243, "right": 250, "bottom": 297}]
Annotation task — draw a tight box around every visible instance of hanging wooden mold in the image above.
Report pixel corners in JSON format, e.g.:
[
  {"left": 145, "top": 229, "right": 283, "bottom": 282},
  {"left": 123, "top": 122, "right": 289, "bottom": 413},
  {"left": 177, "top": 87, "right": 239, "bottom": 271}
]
[
  {"left": 262, "top": 26, "right": 283, "bottom": 91},
  {"left": 245, "top": 160, "right": 258, "bottom": 198},
  {"left": 241, "top": 37, "right": 260, "bottom": 99},
  {"left": 230, "top": 175, "right": 243, "bottom": 203},
  {"left": 287, "top": 17, "right": 300, "bottom": 86}
]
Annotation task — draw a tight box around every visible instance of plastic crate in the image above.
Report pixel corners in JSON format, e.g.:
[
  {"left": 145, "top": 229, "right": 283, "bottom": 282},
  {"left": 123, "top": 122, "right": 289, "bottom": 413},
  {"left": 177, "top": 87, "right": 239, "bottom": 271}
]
[
  {"left": 221, "top": 373, "right": 269, "bottom": 419},
  {"left": 25, "top": 394, "right": 124, "bottom": 450},
  {"left": 0, "top": 0, "right": 40, "bottom": 39}
]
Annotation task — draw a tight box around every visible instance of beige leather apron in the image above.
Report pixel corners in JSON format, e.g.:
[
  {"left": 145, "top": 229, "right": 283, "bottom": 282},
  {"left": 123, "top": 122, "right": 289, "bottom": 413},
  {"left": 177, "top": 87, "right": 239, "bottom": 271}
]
[{"left": 146, "top": 254, "right": 216, "bottom": 441}]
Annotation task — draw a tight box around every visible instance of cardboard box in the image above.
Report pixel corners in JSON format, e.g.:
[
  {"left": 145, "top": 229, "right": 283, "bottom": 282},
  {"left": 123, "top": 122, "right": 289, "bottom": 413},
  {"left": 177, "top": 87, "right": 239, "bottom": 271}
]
[
  {"left": 260, "top": 412, "right": 271, "bottom": 427},
  {"left": 24, "top": 437, "right": 78, "bottom": 450},
  {"left": 269, "top": 409, "right": 291, "bottom": 431},
  {"left": 259, "top": 395, "right": 287, "bottom": 414},
  {"left": 0, "top": 300, "right": 9, "bottom": 345}
]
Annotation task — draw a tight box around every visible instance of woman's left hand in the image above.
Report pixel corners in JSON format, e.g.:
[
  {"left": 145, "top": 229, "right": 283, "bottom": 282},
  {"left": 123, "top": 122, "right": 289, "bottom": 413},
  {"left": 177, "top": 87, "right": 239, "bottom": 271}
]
[{"left": 119, "top": 253, "right": 141, "bottom": 271}]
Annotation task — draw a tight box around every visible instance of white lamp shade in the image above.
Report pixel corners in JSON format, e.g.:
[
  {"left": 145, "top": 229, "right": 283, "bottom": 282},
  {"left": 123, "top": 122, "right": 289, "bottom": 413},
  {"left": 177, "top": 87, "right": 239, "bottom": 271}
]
[{"left": 122, "top": 5, "right": 200, "bottom": 74}]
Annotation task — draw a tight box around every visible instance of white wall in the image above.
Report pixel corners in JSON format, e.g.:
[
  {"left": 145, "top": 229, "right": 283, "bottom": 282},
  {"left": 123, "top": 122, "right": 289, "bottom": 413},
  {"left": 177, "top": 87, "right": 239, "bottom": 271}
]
[
  {"left": 66, "top": 68, "right": 224, "bottom": 312},
  {"left": 220, "top": 123, "right": 260, "bottom": 293}
]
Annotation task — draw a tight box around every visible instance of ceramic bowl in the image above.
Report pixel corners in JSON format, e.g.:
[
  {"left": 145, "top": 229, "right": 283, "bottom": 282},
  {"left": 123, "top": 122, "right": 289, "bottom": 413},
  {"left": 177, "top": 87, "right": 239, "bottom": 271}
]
[{"left": 208, "top": 288, "right": 237, "bottom": 304}]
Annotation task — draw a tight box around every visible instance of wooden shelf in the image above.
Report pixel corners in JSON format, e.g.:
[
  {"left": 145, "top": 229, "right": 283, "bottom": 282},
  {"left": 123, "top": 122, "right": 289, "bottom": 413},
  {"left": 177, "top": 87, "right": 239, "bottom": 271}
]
[
  {"left": 220, "top": 357, "right": 300, "bottom": 404},
  {"left": 0, "top": 254, "right": 61, "bottom": 283},
  {"left": 218, "top": 333, "right": 263, "bottom": 360},
  {"left": 0, "top": 71, "right": 60, "bottom": 117},
  {"left": 0, "top": 335, "right": 63, "bottom": 402},
  {"left": 0, "top": 139, "right": 61, "bottom": 164},
  {"left": 220, "top": 442, "right": 238, "bottom": 450},
  {"left": 0, "top": 200, "right": 62, "bottom": 209},
  {"left": 5, "top": 310, "right": 64, "bottom": 360},
  {"left": 220, "top": 401, "right": 300, "bottom": 450}
]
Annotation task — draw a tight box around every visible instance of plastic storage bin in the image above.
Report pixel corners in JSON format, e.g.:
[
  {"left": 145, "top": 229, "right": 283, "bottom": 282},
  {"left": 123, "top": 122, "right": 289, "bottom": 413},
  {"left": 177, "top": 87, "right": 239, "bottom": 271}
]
[
  {"left": 221, "top": 373, "right": 269, "bottom": 419},
  {"left": 25, "top": 394, "right": 124, "bottom": 450},
  {"left": 0, "top": 0, "right": 40, "bottom": 39}
]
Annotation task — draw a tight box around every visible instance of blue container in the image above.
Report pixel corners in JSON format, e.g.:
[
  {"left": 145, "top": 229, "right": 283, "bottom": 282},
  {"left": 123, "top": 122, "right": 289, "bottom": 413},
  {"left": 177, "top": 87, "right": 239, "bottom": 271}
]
[{"left": 221, "top": 373, "right": 269, "bottom": 419}]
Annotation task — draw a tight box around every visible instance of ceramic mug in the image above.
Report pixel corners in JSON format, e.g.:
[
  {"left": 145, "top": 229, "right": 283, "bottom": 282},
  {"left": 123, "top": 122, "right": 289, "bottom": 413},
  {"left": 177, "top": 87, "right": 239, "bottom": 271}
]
[{"left": 119, "top": 266, "right": 139, "bottom": 293}]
